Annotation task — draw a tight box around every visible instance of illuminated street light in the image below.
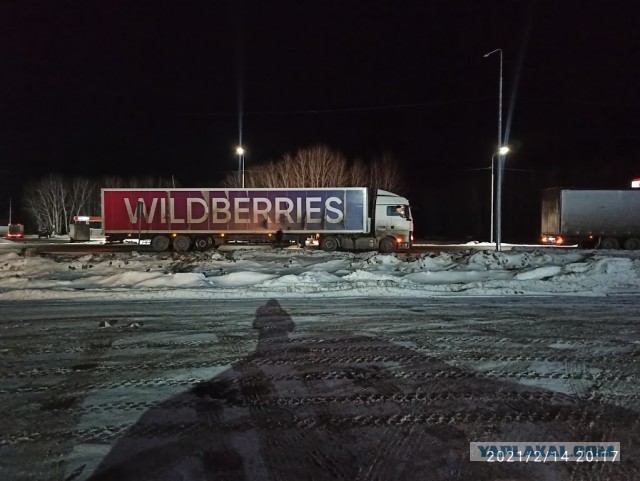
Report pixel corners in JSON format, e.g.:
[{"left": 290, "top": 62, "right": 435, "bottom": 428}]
[
  {"left": 236, "top": 146, "right": 245, "bottom": 188},
  {"left": 484, "top": 48, "right": 506, "bottom": 248}
]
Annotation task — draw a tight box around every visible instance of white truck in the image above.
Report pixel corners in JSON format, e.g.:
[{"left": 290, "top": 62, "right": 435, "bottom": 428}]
[
  {"left": 540, "top": 188, "right": 640, "bottom": 249},
  {"left": 102, "top": 187, "right": 413, "bottom": 253}
]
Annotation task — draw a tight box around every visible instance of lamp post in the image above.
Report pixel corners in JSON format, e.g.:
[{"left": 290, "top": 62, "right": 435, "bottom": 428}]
[
  {"left": 236, "top": 146, "right": 245, "bottom": 188},
  {"left": 484, "top": 48, "right": 503, "bottom": 244},
  {"left": 493, "top": 146, "right": 509, "bottom": 251},
  {"left": 490, "top": 152, "right": 497, "bottom": 244}
]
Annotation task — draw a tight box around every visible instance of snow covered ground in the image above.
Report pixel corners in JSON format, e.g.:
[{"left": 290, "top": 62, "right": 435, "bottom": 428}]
[
  {"left": 2, "top": 239, "right": 640, "bottom": 480},
  {"left": 1, "top": 238, "right": 640, "bottom": 300},
  {"left": 2, "top": 296, "right": 640, "bottom": 481}
]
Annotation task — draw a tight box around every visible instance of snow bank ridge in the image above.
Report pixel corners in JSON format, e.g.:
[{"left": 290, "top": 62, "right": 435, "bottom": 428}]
[{"left": 0, "top": 247, "right": 639, "bottom": 300}]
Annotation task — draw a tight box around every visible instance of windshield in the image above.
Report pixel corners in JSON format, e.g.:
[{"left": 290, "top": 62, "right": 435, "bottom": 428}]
[{"left": 405, "top": 205, "right": 413, "bottom": 221}]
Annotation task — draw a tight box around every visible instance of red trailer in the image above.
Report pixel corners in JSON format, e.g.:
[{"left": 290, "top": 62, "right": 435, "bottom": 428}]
[{"left": 102, "top": 188, "right": 413, "bottom": 253}]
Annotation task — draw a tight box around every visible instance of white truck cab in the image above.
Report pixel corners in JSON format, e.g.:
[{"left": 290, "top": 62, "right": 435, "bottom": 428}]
[{"left": 374, "top": 190, "right": 413, "bottom": 251}]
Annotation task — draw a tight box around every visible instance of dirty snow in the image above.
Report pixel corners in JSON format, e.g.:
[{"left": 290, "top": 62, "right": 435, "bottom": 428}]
[{"left": 1, "top": 239, "right": 640, "bottom": 300}]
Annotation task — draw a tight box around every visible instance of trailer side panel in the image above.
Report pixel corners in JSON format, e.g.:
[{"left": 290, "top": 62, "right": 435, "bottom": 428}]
[
  {"left": 560, "top": 190, "right": 640, "bottom": 235},
  {"left": 102, "top": 188, "right": 368, "bottom": 235}
]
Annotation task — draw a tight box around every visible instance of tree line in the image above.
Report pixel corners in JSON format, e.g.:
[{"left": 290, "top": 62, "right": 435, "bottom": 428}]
[
  {"left": 222, "top": 145, "right": 403, "bottom": 193},
  {"left": 23, "top": 145, "right": 405, "bottom": 234},
  {"left": 23, "top": 176, "right": 175, "bottom": 234}
]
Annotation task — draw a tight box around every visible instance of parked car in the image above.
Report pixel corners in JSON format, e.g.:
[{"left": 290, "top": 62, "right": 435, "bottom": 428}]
[{"left": 37, "top": 227, "right": 53, "bottom": 238}]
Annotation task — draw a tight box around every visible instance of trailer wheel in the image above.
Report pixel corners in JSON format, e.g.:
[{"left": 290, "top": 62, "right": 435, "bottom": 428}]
[
  {"left": 193, "top": 236, "right": 211, "bottom": 251},
  {"left": 320, "top": 236, "right": 339, "bottom": 252},
  {"left": 623, "top": 237, "right": 640, "bottom": 250},
  {"left": 172, "top": 235, "right": 191, "bottom": 252},
  {"left": 151, "top": 235, "right": 170, "bottom": 252},
  {"left": 378, "top": 236, "right": 397, "bottom": 253},
  {"left": 600, "top": 237, "right": 619, "bottom": 250}
]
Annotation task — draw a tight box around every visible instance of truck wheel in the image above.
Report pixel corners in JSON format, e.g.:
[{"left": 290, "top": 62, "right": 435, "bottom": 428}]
[
  {"left": 623, "top": 237, "right": 640, "bottom": 250},
  {"left": 320, "top": 236, "right": 339, "bottom": 252},
  {"left": 193, "top": 236, "right": 211, "bottom": 251},
  {"left": 379, "top": 236, "right": 397, "bottom": 253},
  {"left": 151, "top": 235, "right": 170, "bottom": 252},
  {"left": 172, "top": 235, "right": 191, "bottom": 252},
  {"left": 600, "top": 237, "right": 619, "bottom": 250}
]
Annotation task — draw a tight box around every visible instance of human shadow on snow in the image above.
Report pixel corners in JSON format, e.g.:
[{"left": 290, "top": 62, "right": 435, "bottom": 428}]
[{"left": 86, "top": 299, "right": 640, "bottom": 481}]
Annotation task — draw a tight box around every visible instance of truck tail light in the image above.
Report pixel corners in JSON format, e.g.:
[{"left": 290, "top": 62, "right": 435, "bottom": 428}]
[{"left": 541, "top": 235, "right": 564, "bottom": 245}]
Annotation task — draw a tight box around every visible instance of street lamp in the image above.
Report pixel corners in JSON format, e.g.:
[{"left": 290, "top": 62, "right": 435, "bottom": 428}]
[
  {"left": 236, "top": 146, "right": 245, "bottom": 188},
  {"left": 490, "top": 153, "right": 497, "bottom": 244},
  {"left": 484, "top": 48, "right": 505, "bottom": 248},
  {"left": 491, "top": 146, "right": 509, "bottom": 251}
]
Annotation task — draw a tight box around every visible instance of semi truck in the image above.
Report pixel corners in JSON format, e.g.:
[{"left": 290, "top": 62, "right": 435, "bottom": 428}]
[
  {"left": 5, "top": 223, "right": 24, "bottom": 240},
  {"left": 540, "top": 188, "right": 640, "bottom": 249},
  {"left": 102, "top": 187, "right": 413, "bottom": 253}
]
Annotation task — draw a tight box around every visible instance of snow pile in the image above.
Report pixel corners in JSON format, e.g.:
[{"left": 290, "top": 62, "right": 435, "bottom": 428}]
[{"left": 1, "top": 246, "right": 639, "bottom": 300}]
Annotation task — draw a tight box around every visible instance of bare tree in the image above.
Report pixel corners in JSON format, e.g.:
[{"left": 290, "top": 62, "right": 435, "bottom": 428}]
[
  {"left": 218, "top": 144, "right": 406, "bottom": 194},
  {"left": 294, "top": 145, "right": 348, "bottom": 187},
  {"left": 24, "top": 174, "right": 177, "bottom": 234},
  {"left": 65, "top": 177, "right": 96, "bottom": 221},
  {"left": 24, "top": 175, "right": 67, "bottom": 234},
  {"left": 369, "top": 152, "right": 404, "bottom": 193},
  {"left": 349, "top": 158, "right": 369, "bottom": 187},
  {"left": 220, "top": 145, "right": 350, "bottom": 188},
  {"left": 220, "top": 172, "right": 243, "bottom": 188}
]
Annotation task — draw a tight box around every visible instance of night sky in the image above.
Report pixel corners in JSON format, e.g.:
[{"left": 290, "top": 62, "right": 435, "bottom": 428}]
[{"left": 1, "top": 0, "right": 639, "bottom": 240}]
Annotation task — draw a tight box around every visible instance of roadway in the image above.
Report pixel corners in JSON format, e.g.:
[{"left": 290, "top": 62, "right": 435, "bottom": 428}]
[{"left": 2, "top": 235, "right": 561, "bottom": 256}]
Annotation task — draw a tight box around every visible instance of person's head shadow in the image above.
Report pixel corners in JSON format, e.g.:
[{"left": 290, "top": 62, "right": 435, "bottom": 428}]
[
  {"left": 252, "top": 298, "right": 294, "bottom": 341},
  {"left": 84, "top": 298, "right": 640, "bottom": 481}
]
